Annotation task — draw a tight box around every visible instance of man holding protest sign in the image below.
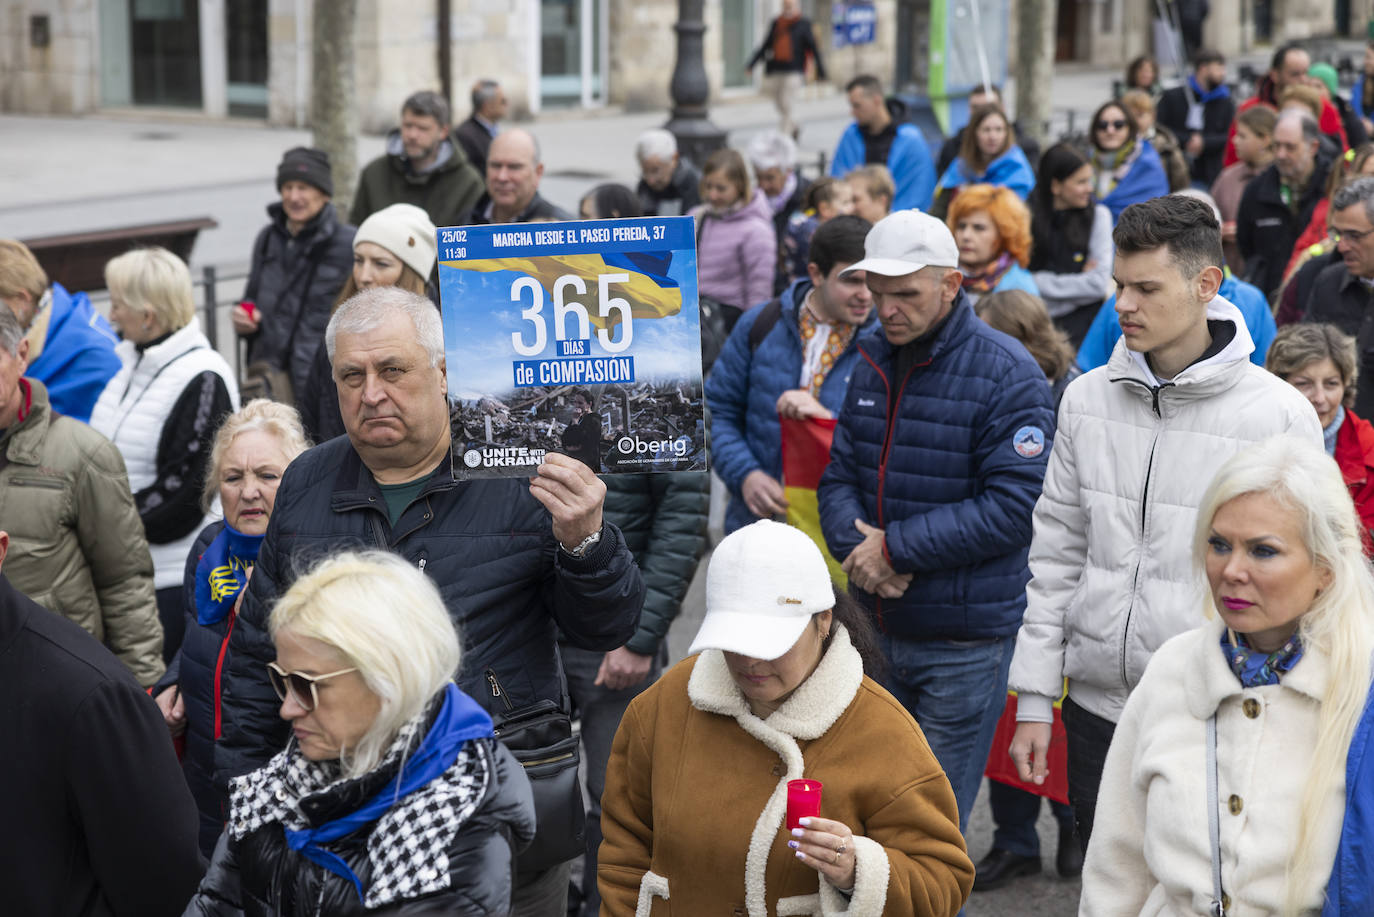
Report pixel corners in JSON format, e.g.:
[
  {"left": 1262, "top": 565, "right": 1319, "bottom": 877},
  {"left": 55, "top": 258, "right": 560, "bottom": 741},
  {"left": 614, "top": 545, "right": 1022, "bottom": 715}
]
[{"left": 214, "top": 286, "right": 645, "bottom": 916}]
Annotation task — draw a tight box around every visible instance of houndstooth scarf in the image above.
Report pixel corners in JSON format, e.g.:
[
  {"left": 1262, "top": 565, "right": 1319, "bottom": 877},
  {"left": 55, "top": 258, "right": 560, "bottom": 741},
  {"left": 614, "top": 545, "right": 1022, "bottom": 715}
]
[{"left": 227, "top": 702, "right": 490, "bottom": 909}]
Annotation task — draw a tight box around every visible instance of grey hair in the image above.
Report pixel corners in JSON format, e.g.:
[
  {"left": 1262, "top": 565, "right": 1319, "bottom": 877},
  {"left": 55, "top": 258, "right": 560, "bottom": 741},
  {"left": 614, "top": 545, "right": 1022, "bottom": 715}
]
[
  {"left": 747, "top": 130, "right": 798, "bottom": 172},
  {"left": 326, "top": 287, "right": 445, "bottom": 369},
  {"left": 1277, "top": 108, "right": 1321, "bottom": 144},
  {"left": 0, "top": 302, "right": 23, "bottom": 355},
  {"left": 1331, "top": 175, "right": 1374, "bottom": 226},
  {"left": 402, "top": 89, "right": 451, "bottom": 127},
  {"left": 470, "top": 79, "right": 500, "bottom": 113},
  {"left": 635, "top": 128, "right": 678, "bottom": 163}
]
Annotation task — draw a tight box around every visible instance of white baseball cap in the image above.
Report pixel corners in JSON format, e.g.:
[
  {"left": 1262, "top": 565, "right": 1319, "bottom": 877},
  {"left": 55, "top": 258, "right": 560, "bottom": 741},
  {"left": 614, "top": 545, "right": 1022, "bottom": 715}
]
[
  {"left": 688, "top": 520, "right": 836, "bottom": 661},
  {"left": 841, "top": 209, "right": 960, "bottom": 278}
]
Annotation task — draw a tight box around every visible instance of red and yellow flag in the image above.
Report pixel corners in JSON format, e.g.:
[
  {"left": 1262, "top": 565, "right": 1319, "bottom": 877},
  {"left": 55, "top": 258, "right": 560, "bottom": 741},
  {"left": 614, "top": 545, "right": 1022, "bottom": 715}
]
[{"left": 780, "top": 416, "right": 847, "bottom": 586}]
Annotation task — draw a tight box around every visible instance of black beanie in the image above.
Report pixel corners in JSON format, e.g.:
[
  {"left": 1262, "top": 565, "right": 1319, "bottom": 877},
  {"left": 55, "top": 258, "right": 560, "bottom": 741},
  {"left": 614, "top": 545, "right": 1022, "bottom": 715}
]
[{"left": 276, "top": 147, "right": 333, "bottom": 196}]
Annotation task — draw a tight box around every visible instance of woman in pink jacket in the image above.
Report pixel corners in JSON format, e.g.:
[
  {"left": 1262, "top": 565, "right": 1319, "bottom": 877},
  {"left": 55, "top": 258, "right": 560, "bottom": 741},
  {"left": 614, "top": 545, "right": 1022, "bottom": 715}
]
[{"left": 691, "top": 148, "right": 779, "bottom": 333}]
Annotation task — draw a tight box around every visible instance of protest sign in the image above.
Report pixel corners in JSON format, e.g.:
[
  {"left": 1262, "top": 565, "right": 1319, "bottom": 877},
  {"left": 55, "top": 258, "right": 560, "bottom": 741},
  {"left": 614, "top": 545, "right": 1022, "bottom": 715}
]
[{"left": 437, "top": 215, "right": 708, "bottom": 479}]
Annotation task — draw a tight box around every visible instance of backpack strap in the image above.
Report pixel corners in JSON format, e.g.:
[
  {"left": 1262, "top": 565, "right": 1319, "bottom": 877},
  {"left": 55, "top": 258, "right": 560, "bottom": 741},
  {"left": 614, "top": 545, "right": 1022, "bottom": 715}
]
[{"left": 748, "top": 296, "right": 785, "bottom": 353}]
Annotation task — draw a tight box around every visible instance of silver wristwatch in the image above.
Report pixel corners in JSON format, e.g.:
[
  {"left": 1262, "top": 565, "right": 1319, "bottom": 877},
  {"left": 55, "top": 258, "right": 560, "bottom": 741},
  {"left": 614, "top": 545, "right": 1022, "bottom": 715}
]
[{"left": 560, "top": 527, "right": 603, "bottom": 558}]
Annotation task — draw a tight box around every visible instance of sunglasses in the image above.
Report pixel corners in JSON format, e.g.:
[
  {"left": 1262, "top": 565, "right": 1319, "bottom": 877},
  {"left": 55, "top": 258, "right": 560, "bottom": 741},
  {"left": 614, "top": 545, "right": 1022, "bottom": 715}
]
[
  {"left": 267, "top": 661, "right": 358, "bottom": 712},
  {"left": 1096, "top": 119, "right": 1128, "bottom": 131}
]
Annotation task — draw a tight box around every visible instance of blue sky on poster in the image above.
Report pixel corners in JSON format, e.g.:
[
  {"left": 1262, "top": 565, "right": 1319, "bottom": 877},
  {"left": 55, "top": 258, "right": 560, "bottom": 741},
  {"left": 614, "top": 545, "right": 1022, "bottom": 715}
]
[{"left": 440, "top": 248, "right": 702, "bottom": 402}]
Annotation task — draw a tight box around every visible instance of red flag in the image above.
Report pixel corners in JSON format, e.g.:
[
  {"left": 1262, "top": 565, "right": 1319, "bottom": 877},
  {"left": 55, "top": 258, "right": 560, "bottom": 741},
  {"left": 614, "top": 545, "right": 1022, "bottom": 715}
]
[{"left": 983, "top": 692, "right": 1071, "bottom": 805}]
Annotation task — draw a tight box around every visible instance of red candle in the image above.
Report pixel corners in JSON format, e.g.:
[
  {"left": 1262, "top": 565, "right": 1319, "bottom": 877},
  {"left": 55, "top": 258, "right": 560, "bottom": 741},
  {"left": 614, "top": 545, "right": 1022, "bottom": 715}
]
[{"left": 786, "top": 779, "right": 823, "bottom": 830}]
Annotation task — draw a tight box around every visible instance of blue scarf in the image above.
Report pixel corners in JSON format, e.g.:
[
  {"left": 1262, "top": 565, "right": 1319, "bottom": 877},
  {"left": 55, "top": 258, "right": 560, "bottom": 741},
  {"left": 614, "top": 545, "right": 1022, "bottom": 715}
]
[
  {"left": 283, "top": 684, "right": 494, "bottom": 902},
  {"left": 1219, "top": 629, "right": 1304, "bottom": 687},
  {"left": 1188, "top": 75, "right": 1231, "bottom": 104},
  {"left": 194, "top": 524, "right": 266, "bottom": 626}
]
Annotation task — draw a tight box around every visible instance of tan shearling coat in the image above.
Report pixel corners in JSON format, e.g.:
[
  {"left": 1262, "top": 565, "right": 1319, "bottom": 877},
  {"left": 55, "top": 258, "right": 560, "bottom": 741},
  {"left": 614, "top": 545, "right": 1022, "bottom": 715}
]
[{"left": 598, "top": 627, "right": 973, "bottom": 917}]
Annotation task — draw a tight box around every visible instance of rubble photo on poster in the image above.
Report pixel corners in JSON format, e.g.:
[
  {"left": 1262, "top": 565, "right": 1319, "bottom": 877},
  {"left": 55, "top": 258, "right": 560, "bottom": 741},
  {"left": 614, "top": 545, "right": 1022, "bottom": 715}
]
[{"left": 437, "top": 215, "right": 708, "bottom": 479}]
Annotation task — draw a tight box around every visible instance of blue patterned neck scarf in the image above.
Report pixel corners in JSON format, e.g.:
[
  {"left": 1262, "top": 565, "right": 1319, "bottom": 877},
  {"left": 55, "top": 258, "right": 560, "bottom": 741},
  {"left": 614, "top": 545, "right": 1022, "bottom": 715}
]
[
  {"left": 194, "top": 523, "right": 266, "bottom": 626},
  {"left": 1220, "top": 629, "right": 1305, "bottom": 687}
]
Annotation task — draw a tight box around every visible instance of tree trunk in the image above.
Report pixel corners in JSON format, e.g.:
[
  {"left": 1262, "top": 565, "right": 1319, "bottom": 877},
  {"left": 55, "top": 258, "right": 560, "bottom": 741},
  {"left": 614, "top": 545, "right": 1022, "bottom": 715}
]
[
  {"left": 311, "top": 0, "right": 359, "bottom": 219},
  {"left": 1015, "top": 0, "right": 1056, "bottom": 149}
]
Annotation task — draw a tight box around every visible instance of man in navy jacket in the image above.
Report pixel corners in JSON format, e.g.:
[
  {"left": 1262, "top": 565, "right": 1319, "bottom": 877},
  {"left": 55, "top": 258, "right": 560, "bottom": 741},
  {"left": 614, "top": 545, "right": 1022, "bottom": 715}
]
[
  {"left": 818, "top": 210, "right": 1055, "bottom": 834},
  {"left": 707, "top": 216, "right": 876, "bottom": 533}
]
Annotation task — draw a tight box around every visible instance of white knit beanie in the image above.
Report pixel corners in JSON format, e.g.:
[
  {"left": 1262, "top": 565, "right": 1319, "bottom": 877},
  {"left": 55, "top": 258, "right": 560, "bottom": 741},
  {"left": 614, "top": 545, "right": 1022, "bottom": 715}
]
[{"left": 354, "top": 203, "right": 438, "bottom": 280}]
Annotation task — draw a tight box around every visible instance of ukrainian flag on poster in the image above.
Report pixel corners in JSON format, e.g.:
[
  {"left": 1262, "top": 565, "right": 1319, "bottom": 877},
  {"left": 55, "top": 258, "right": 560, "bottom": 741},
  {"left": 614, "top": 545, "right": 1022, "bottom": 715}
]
[{"left": 452, "top": 251, "right": 683, "bottom": 329}]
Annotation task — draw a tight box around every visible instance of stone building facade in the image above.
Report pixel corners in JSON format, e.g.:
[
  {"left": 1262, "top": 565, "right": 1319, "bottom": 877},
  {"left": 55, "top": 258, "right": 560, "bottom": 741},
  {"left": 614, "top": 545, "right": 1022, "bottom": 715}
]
[{"left": 0, "top": 0, "right": 1359, "bottom": 127}]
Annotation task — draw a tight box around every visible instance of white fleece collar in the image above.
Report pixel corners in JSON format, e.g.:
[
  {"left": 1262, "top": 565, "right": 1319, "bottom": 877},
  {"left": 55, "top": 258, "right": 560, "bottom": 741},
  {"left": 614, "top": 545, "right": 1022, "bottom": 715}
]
[
  {"left": 1183, "top": 617, "right": 1330, "bottom": 720},
  {"left": 687, "top": 626, "right": 865, "bottom": 738}
]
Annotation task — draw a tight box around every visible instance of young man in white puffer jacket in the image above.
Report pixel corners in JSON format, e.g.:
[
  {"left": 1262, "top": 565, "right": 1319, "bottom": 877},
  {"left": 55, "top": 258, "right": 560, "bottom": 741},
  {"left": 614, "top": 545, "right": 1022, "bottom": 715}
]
[{"left": 1004, "top": 195, "right": 1322, "bottom": 852}]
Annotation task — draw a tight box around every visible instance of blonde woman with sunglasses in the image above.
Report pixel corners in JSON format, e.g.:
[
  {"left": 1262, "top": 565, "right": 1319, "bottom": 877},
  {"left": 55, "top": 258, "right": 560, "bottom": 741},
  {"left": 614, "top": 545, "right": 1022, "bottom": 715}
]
[{"left": 185, "top": 550, "right": 536, "bottom": 916}]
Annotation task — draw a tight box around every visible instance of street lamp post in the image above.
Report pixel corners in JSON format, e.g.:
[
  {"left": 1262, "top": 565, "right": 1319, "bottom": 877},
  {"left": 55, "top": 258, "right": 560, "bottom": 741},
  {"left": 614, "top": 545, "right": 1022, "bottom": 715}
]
[{"left": 664, "top": 0, "right": 727, "bottom": 168}]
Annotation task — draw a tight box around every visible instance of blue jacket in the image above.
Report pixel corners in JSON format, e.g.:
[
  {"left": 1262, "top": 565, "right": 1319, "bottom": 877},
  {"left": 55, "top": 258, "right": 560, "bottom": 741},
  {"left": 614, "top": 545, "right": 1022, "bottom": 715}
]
[
  {"left": 706, "top": 278, "right": 877, "bottom": 534},
  {"left": 817, "top": 293, "right": 1055, "bottom": 639},
  {"left": 28, "top": 283, "right": 120, "bottom": 423},
  {"left": 1076, "top": 275, "right": 1276, "bottom": 371},
  {"left": 983, "top": 264, "right": 1040, "bottom": 299},
  {"left": 1354, "top": 74, "right": 1371, "bottom": 121},
  {"left": 936, "top": 145, "right": 1036, "bottom": 199},
  {"left": 831, "top": 123, "right": 936, "bottom": 212},
  {"left": 1100, "top": 140, "right": 1171, "bottom": 221},
  {"left": 1323, "top": 683, "right": 1374, "bottom": 916}
]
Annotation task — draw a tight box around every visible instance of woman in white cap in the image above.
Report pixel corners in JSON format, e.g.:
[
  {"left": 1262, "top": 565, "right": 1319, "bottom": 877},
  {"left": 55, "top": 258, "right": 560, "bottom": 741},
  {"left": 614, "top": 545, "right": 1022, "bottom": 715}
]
[
  {"left": 297, "top": 203, "right": 438, "bottom": 443},
  {"left": 598, "top": 520, "right": 973, "bottom": 917}
]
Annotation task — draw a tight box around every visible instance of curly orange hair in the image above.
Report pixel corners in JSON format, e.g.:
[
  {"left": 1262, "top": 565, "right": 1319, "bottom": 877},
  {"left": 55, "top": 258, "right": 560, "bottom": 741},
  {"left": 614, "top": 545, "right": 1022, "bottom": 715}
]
[{"left": 944, "top": 183, "right": 1033, "bottom": 268}]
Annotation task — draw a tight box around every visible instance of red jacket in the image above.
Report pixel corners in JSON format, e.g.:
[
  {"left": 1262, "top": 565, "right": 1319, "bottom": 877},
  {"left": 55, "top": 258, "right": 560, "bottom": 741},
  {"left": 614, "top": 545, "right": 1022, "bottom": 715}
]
[
  {"left": 1224, "top": 91, "right": 1347, "bottom": 167},
  {"left": 1336, "top": 409, "right": 1374, "bottom": 552}
]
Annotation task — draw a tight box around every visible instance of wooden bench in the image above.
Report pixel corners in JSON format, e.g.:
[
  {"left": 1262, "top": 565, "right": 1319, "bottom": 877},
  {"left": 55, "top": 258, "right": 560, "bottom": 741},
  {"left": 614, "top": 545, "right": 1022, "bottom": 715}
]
[{"left": 21, "top": 217, "right": 219, "bottom": 293}]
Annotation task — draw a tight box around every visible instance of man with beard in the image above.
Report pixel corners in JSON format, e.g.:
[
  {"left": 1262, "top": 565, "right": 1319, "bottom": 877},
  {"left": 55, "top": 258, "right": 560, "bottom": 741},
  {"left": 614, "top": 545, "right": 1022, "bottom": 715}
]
[
  {"left": 350, "top": 90, "right": 485, "bottom": 227},
  {"left": 1236, "top": 110, "right": 1335, "bottom": 297},
  {"left": 1156, "top": 49, "right": 1235, "bottom": 188}
]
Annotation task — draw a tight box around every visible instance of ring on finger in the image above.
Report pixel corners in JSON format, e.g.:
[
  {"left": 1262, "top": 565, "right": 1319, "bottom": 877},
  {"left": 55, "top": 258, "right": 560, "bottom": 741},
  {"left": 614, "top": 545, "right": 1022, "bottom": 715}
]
[{"left": 837, "top": 841, "right": 846, "bottom": 855}]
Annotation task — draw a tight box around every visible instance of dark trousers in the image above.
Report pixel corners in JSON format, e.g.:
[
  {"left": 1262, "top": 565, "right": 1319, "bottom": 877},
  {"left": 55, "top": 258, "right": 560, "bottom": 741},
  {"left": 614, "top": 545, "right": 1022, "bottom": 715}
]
[
  {"left": 512, "top": 862, "right": 571, "bottom": 917},
  {"left": 987, "top": 780, "right": 1073, "bottom": 857},
  {"left": 155, "top": 585, "right": 185, "bottom": 663},
  {"left": 561, "top": 643, "right": 663, "bottom": 917},
  {"left": 1061, "top": 696, "right": 1117, "bottom": 855}
]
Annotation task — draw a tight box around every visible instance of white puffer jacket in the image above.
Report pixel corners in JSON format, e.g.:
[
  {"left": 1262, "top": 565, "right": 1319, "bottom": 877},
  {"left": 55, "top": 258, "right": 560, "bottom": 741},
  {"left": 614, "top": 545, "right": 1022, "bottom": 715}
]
[
  {"left": 1008, "top": 297, "right": 1323, "bottom": 723},
  {"left": 89, "top": 320, "right": 238, "bottom": 588}
]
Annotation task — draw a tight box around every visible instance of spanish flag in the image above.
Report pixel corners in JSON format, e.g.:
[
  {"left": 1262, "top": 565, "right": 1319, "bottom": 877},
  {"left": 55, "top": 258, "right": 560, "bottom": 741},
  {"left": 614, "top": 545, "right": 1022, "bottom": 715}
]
[
  {"left": 780, "top": 416, "right": 847, "bottom": 586},
  {"left": 443, "top": 252, "right": 683, "bottom": 329}
]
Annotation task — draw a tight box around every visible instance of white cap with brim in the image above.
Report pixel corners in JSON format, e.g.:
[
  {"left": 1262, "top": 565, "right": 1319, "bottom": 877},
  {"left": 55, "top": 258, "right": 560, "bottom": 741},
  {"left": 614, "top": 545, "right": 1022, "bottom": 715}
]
[
  {"left": 688, "top": 520, "right": 836, "bottom": 661},
  {"left": 841, "top": 208, "right": 961, "bottom": 278}
]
